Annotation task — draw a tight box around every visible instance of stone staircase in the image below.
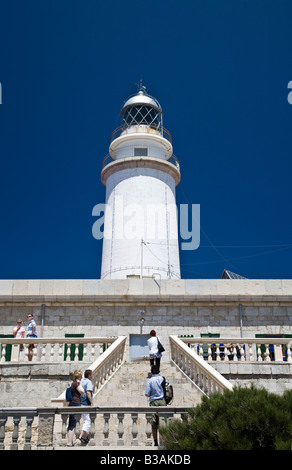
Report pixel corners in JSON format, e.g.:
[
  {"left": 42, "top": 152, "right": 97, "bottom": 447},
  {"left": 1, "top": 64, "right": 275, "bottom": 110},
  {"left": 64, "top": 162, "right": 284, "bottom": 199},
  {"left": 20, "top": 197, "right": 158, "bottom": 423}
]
[
  {"left": 95, "top": 360, "right": 203, "bottom": 408},
  {"left": 57, "top": 360, "right": 203, "bottom": 449},
  {"left": 55, "top": 360, "right": 204, "bottom": 449}
]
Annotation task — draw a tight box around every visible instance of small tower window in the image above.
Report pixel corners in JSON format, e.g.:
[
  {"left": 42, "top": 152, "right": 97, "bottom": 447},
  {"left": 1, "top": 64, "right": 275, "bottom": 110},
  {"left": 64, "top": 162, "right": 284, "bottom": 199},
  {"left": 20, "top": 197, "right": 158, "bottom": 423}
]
[{"left": 134, "top": 147, "right": 148, "bottom": 156}]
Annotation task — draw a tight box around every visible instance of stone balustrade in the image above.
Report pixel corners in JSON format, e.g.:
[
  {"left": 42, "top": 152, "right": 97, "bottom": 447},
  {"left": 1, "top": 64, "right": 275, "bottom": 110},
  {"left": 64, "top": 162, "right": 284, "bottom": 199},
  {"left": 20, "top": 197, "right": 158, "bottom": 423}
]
[
  {"left": 52, "top": 335, "right": 127, "bottom": 405},
  {"left": 0, "top": 337, "right": 117, "bottom": 363},
  {"left": 178, "top": 336, "right": 292, "bottom": 363},
  {"left": 170, "top": 335, "right": 234, "bottom": 396},
  {"left": 0, "top": 406, "right": 188, "bottom": 449},
  {"left": 170, "top": 335, "right": 292, "bottom": 397}
]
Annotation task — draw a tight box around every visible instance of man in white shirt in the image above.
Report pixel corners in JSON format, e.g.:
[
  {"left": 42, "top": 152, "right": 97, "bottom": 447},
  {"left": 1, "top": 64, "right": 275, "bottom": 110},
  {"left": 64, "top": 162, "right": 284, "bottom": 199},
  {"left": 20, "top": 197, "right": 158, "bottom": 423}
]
[
  {"left": 147, "top": 330, "right": 162, "bottom": 370},
  {"left": 80, "top": 370, "right": 94, "bottom": 444},
  {"left": 145, "top": 365, "right": 168, "bottom": 446}
]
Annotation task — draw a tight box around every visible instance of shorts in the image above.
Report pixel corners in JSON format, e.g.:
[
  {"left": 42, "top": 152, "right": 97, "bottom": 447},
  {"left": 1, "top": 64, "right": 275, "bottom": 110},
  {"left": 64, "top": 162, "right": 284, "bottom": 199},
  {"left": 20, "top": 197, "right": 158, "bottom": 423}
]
[{"left": 150, "top": 398, "right": 166, "bottom": 428}]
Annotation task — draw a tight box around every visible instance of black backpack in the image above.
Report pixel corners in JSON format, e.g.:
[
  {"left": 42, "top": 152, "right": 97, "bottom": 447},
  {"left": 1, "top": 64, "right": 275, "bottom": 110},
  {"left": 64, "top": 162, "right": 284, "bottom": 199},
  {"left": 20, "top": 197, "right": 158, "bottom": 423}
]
[{"left": 162, "top": 377, "right": 174, "bottom": 404}]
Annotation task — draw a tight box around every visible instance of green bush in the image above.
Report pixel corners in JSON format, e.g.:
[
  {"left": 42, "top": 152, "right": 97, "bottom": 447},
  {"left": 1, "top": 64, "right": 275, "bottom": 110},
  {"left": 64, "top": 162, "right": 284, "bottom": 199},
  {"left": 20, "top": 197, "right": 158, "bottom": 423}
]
[{"left": 159, "top": 387, "right": 292, "bottom": 450}]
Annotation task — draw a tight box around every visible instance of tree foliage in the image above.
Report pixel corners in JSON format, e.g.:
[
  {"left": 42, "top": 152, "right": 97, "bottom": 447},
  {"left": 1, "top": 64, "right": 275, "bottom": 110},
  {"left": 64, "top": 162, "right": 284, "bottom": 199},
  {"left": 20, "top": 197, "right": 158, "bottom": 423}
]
[{"left": 159, "top": 387, "right": 292, "bottom": 450}]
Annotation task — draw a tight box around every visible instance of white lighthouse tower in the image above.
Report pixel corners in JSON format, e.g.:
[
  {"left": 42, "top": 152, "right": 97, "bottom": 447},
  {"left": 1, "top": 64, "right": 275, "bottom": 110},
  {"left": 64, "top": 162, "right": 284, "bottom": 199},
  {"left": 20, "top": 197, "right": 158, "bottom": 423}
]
[{"left": 100, "top": 84, "right": 181, "bottom": 280}]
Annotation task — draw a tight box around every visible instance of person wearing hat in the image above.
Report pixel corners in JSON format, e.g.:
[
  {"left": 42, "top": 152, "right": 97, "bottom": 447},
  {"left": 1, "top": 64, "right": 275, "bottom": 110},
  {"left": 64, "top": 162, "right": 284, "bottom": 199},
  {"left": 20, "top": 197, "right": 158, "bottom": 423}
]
[{"left": 145, "top": 364, "right": 168, "bottom": 447}]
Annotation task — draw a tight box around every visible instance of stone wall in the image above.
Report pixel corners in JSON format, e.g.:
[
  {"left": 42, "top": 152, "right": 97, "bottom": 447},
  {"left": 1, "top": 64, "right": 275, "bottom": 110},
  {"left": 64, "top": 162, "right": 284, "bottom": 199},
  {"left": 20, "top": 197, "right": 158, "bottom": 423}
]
[
  {"left": 1, "top": 280, "right": 291, "bottom": 408},
  {"left": 0, "top": 362, "right": 92, "bottom": 407},
  {"left": 213, "top": 362, "right": 292, "bottom": 395},
  {"left": 1, "top": 279, "right": 292, "bottom": 360}
]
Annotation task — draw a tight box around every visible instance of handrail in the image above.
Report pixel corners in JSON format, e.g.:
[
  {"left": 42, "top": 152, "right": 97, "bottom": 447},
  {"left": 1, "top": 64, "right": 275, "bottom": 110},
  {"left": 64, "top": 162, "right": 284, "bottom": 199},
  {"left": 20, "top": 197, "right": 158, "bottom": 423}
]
[
  {"left": 102, "top": 153, "right": 180, "bottom": 170},
  {"left": 170, "top": 335, "right": 233, "bottom": 396},
  {"left": 52, "top": 335, "right": 127, "bottom": 406},
  {"left": 0, "top": 336, "right": 117, "bottom": 363},
  {"left": 0, "top": 405, "right": 188, "bottom": 449},
  {"left": 178, "top": 337, "right": 292, "bottom": 363},
  {"left": 110, "top": 124, "right": 172, "bottom": 144}
]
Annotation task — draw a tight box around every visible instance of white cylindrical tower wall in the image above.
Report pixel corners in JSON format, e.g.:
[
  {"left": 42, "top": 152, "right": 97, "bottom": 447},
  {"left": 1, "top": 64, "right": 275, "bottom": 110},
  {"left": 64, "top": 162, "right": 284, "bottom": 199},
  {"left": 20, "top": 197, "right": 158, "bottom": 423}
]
[{"left": 101, "top": 164, "right": 180, "bottom": 279}]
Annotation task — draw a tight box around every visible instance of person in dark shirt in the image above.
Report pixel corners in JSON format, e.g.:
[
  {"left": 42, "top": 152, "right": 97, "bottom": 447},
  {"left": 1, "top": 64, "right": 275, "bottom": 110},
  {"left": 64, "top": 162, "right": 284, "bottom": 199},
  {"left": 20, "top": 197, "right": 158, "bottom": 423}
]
[{"left": 67, "top": 369, "right": 84, "bottom": 447}]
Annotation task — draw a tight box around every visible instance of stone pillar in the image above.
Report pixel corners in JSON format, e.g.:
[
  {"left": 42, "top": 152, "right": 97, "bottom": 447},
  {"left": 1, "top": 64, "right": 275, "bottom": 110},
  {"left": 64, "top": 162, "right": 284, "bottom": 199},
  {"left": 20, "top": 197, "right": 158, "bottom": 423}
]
[{"left": 37, "top": 408, "right": 56, "bottom": 449}]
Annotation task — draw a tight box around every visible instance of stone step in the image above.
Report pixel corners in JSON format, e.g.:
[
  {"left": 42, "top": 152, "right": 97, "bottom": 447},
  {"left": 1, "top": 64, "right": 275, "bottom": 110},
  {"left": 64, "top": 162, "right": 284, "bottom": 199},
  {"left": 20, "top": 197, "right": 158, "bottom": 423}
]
[
  {"left": 94, "top": 361, "right": 203, "bottom": 408},
  {"left": 54, "top": 361, "right": 203, "bottom": 448}
]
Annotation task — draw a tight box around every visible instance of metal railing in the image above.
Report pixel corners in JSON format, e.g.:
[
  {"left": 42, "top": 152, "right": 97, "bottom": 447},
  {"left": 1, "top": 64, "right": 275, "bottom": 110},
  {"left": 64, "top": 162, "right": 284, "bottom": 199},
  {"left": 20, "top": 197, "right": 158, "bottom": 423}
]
[
  {"left": 102, "top": 153, "right": 180, "bottom": 171},
  {"left": 110, "top": 124, "right": 172, "bottom": 144}
]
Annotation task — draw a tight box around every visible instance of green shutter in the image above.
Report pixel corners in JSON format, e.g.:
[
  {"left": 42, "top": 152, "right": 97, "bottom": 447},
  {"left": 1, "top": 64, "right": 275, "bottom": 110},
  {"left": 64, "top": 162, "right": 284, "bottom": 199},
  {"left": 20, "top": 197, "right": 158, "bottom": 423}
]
[
  {"left": 0, "top": 334, "right": 13, "bottom": 361},
  {"left": 64, "top": 334, "right": 84, "bottom": 361}
]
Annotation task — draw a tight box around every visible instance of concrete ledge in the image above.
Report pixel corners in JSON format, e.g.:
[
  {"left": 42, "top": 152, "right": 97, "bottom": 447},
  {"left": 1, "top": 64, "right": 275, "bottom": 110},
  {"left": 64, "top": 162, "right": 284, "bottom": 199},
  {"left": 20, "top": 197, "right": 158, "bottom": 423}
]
[
  {"left": 213, "top": 362, "right": 292, "bottom": 376},
  {"left": 0, "top": 279, "right": 291, "bottom": 304}
]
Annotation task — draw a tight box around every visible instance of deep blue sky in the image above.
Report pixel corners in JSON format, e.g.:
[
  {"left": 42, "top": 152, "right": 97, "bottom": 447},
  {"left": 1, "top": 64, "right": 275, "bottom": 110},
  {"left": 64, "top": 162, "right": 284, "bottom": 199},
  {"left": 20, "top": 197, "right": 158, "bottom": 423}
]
[{"left": 0, "top": 0, "right": 292, "bottom": 280}]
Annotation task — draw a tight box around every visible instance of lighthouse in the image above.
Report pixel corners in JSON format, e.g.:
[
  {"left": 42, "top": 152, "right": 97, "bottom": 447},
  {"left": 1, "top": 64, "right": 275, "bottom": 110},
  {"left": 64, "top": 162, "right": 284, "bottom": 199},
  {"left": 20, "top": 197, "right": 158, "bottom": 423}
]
[{"left": 100, "top": 84, "right": 181, "bottom": 280}]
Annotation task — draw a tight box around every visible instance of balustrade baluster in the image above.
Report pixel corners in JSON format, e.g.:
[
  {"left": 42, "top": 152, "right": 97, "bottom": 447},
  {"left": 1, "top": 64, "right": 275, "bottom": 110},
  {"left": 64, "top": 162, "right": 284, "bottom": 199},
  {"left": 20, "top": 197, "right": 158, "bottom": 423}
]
[
  {"left": 207, "top": 343, "right": 212, "bottom": 361},
  {"left": 0, "top": 416, "right": 7, "bottom": 450},
  {"left": 50, "top": 343, "right": 55, "bottom": 362},
  {"left": 256, "top": 344, "right": 262, "bottom": 361},
  {"left": 83, "top": 343, "right": 87, "bottom": 361},
  {"left": 145, "top": 413, "right": 153, "bottom": 445},
  {"left": 199, "top": 344, "right": 203, "bottom": 358},
  {"left": 199, "top": 370, "right": 204, "bottom": 390},
  {"left": 264, "top": 344, "right": 271, "bottom": 362},
  {"left": 66, "top": 344, "right": 71, "bottom": 361},
  {"left": 224, "top": 346, "right": 229, "bottom": 362},
  {"left": 10, "top": 415, "right": 20, "bottom": 450},
  {"left": 33, "top": 345, "right": 38, "bottom": 361},
  {"left": 287, "top": 343, "right": 292, "bottom": 363},
  {"left": 189, "top": 362, "right": 195, "bottom": 382},
  {"left": 24, "top": 416, "right": 34, "bottom": 450},
  {"left": 58, "top": 343, "right": 63, "bottom": 362},
  {"left": 74, "top": 344, "right": 79, "bottom": 362},
  {"left": 216, "top": 345, "right": 220, "bottom": 361},
  {"left": 202, "top": 374, "right": 208, "bottom": 394},
  {"left": 239, "top": 344, "right": 245, "bottom": 362},
  {"left": 75, "top": 413, "right": 81, "bottom": 439},
  {"left": 131, "top": 412, "right": 138, "bottom": 446},
  {"left": 24, "top": 344, "right": 29, "bottom": 361},
  {"left": 19, "top": 344, "right": 25, "bottom": 361},
  {"left": 41, "top": 343, "right": 46, "bottom": 361},
  {"left": 233, "top": 345, "right": 238, "bottom": 362},
  {"left": 103, "top": 413, "right": 110, "bottom": 446},
  {"left": 208, "top": 378, "right": 215, "bottom": 395},
  {"left": 1, "top": 344, "right": 6, "bottom": 363},
  {"left": 88, "top": 411, "right": 97, "bottom": 446},
  {"left": 61, "top": 414, "right": 68, "bottom": 444},
  {"left": 117, "top": 413, "right": 124, "bottom": 445},
  {"left": 248, "top": 343, "right": 254, "bottom": 362}
]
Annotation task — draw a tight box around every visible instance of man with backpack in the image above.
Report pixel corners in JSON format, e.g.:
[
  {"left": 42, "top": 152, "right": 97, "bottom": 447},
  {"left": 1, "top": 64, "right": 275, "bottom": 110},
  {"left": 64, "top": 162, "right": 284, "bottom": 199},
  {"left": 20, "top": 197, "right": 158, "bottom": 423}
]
[{"left": 145, "top": 365, "right": 169, "bottom": 447}]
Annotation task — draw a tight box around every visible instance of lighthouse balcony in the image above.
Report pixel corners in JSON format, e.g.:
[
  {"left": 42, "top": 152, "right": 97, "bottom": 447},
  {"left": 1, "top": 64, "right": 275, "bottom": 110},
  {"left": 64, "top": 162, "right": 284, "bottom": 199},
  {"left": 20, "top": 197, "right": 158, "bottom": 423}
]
[
  {"left": 110, "top": 124, "right": 172, "bottom": 145},
  {"left": 102, "top": 152, "right": 180, "bottom": 172}
]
